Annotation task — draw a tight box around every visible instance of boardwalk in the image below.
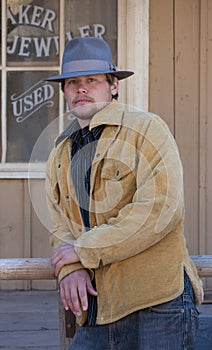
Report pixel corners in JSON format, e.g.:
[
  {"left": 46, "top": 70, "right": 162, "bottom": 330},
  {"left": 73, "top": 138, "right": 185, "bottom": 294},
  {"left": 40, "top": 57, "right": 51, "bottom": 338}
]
[
  {"left": 0, "top": 289, "right": 212, "bottom": 350},
  {"left": 0, "top": 290, "right": 60, "bottom": 350}
]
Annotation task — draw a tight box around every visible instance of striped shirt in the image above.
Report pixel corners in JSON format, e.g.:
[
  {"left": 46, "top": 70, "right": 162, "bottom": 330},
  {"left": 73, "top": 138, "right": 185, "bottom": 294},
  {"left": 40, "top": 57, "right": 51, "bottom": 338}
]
[{"left": 57, "top": 118, "right": 104, "bottom": 325}]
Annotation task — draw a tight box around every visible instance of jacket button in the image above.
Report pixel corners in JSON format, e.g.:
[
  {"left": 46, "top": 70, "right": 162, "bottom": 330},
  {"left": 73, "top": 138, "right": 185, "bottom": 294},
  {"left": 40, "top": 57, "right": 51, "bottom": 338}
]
[
  {"left": 65, "top": 195, "right": 69, "bottom": 200},
  {"left": 96, "top": 153, "right": 100, "bottom": 158},
  {"left": 78, "top": 228, "right": 82, "bottom": 232},
  {"left": 58, "top": 164, "right": 61, "bottom": 168}
]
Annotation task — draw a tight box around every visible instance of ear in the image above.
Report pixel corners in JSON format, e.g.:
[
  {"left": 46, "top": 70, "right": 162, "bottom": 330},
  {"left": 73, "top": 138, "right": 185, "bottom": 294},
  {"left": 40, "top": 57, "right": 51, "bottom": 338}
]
[{"left": 110, "top": 77, "right": 119, "bottom": 96}]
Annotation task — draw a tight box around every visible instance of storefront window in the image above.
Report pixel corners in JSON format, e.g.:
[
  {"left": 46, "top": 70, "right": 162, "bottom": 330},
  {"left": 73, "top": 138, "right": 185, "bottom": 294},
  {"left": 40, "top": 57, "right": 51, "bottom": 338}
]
[
  {"left": 1, "top": 0, "right": 117, "bottom": 173},
  {"left": 7, "top": 71, "right": 59, "bottom": 162}
]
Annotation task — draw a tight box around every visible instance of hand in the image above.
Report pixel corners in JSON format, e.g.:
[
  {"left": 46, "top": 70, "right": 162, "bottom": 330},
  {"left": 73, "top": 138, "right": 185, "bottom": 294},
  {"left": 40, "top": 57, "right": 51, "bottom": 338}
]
[
  {"left": 60, "top": 269, "right": 98, "bottom": 316},
  {"left": 51, "top": 242, "right": 80, "bottom": 276}
]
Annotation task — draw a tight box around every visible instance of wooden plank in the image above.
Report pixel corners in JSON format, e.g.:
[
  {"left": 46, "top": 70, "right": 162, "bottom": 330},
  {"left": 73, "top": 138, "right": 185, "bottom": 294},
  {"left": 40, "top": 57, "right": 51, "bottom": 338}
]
[
  {"left": 23, "top": 179, "right": 32, "bottom": 290},
  {"left": 0, "top": 290, "right": 58, "bottom": 313},
  {"left": 30, "top": 179, "right": 56, "bottom": 289},
  {"left": 0, "top": 290, "right": 60, "bottom": 349},
  {"left": 118, "top": 0, "right": 149, "bottom": 110},
  {"left": 174, "top": 0, "right": 200, "bottom": 253},
  {"left": 1, "top": 306, "right": 58, "bottom": 331},
  {"left": 191, "top": 256, "right": 212, "bottom": 278},
  {"left": 126, "top": 0, "right": 149, "bottom": 110},
  {"left": 0, "top": 180, "right": 25, "bottom": 289},
  {"left": 199, "top": 0, "right": 208, "bottom": 256},
  {"left": 206, "top": 0, "right": 212, "bottom": 290},
  {"left": 149, "top": 0, "right": 174, "bottom": 132},
  {"left": 117, "top": 0, "right": 127, "bottom": 104},
  {"left": 0, "top": 258, "right": 54, "bottom": 280},
  {"left": 0, "top": 330, "right": 59, "bottom": 349}
]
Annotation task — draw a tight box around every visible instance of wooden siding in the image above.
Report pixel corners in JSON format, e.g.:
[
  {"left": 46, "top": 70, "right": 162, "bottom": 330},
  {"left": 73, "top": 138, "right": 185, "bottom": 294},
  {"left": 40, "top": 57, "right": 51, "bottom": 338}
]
[
  {"left": 0, "top": 179, "right": 56, "bottom": 290},
  {"left": 149, "top": 0, "right": 212, "bottom": 288}
]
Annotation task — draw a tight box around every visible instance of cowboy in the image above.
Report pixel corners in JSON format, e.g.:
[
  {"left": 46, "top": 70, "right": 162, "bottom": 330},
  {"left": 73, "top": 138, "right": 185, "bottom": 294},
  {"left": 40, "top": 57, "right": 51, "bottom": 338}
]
[{"left": 45, "top": 37, "right": 203, "bottom": 349}]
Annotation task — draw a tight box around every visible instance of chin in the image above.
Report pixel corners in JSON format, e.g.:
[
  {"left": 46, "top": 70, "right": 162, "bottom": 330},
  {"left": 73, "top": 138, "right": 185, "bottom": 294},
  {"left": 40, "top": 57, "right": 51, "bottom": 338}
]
[{"left": 72, "top": 102, "right": 107, "bottom": 119}]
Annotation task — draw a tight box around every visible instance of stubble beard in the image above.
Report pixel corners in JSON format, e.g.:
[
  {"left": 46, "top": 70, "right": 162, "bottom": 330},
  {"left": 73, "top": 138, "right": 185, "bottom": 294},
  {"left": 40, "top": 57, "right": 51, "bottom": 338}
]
[{"left": 71, "top": 101, "right": 110, "bottom": 122}]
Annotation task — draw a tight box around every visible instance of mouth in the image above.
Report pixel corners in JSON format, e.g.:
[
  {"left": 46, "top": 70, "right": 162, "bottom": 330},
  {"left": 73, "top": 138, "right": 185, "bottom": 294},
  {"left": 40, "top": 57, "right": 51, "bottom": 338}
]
[{"left": 73, "top": 98, "right": 93, "bottom": 107}]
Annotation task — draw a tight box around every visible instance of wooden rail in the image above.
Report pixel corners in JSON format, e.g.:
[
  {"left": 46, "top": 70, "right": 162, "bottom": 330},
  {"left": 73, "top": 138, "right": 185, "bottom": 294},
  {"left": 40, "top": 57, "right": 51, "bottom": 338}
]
[
  {"left": 1, "top": 256, "right": 212, "bottom": 280},
  {"left": 0, "top": 258, "right": 54, "bottom": 280},
  {"left": 0, "top": 255, "right": 212, "bottom": 350}
]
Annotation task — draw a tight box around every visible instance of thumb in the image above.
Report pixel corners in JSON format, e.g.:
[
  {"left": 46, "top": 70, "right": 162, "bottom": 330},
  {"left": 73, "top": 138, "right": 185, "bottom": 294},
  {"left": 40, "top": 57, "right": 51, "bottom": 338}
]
[{"left": 86, "top": 280, "right": 98, "bottom": 296}]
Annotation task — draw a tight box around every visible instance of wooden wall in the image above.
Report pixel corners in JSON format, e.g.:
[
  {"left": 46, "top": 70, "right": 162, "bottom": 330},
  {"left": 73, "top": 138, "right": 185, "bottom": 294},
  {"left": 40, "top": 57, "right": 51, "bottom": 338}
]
[
  {"left": 149, "top": 0, "right": 212, "bottom": 288},
  {"left": 0, "top": 179, "right": 56, "bottom": 289}
]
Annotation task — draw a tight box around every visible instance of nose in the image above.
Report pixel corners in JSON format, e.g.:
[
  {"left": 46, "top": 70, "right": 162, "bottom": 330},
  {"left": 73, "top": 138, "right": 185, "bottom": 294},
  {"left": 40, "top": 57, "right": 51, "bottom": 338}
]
[{"left": 76, "top": 82, "right": 88, "bottom": 94}]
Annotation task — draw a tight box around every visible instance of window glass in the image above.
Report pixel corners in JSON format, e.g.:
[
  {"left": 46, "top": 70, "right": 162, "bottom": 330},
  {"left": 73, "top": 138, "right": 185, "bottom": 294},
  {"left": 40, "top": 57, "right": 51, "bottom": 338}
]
[
  {"left": 7, "top": 0, "right": 59, "bottom": 66},
  {"left": 64, "top": 0, "right": 117, "bottom": 61},
  {"left": 64, "top": 0, "right": 117, "bottom": 114},
  {"left": 6, "top": 71, "right": 59, "bottom": 162},
  {"left": 3, "top": 0, "right": 118, "bottom": 166}
]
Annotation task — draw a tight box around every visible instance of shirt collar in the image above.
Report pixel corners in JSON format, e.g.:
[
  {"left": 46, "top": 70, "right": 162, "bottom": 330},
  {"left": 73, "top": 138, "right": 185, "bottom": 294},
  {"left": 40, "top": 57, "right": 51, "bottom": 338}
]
[
  {"left": 55, "top": 100, "right": 123, "bottom": 147},
  {"left": 55, "top": 118, "right": 81, "bottom": 147}
]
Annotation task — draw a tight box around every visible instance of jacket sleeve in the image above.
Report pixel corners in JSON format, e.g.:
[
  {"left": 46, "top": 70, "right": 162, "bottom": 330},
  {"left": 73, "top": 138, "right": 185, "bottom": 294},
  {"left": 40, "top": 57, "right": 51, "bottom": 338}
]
[
  {"left": 74, "top": 115, "right": 185, "bottom": 269},
  {"left": 45, "top": 148, "right": 92, "bottom": 282}
]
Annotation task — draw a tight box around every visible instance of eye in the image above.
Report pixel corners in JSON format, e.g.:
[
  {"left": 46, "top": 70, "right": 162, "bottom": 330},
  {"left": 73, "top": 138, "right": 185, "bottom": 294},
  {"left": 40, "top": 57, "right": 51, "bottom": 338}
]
[
  {"left": 87, "top": 77, "right": 97, "bottom": 83},
  {"left": 68, "top": 79, "right": 76, "bottom": 84}
]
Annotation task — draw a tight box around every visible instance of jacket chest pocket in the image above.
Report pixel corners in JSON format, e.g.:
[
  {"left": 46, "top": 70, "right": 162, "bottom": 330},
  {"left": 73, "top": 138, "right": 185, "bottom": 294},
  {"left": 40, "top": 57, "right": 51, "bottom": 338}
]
[
  {"left": 101, "top": 159, "right": 135, "bottom": 181},
  {"left": 94, "top": 159, "right": 137, "bottom": 212}
]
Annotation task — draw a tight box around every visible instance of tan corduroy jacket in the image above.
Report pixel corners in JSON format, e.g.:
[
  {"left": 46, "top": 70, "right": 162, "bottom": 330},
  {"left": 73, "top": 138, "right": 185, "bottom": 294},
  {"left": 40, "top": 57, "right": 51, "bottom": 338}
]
[{"left": 46, "top": 100, "right": 203, "bottom": 325}]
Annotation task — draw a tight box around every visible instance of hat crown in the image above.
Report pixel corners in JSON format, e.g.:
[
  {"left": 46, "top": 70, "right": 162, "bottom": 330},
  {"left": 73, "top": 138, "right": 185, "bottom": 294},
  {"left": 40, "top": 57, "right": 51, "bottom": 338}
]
[{"left": 63, "top": 37, "right": 113, "bottom": 65}]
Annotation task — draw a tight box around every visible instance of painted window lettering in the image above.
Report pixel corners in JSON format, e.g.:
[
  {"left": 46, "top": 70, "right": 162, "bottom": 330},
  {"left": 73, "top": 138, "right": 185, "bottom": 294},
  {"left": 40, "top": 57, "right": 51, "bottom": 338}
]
[
  {"left": 7, "top": 5, "right": 56, "bottom": 32},
  {"left": 7, "top": 4, "right": 106, "bottom": 58},
  {"left": 10, "top": 81, "right": 54, "bottom": 123},
  {"left": 7, "top": 35, "right": 59, "bottom": 57}
]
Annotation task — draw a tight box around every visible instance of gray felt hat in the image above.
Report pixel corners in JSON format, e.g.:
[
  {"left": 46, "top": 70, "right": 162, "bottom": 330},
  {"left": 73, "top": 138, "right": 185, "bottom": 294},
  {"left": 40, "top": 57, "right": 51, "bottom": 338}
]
[{"left": 45, "top": 37, "right": 134, "bottom": 82}]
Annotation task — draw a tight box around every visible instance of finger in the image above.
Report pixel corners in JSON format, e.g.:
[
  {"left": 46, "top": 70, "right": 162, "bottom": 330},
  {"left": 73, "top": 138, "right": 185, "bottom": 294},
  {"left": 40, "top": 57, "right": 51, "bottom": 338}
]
[
  {"left": 71, "top": 285, "right": 83, "bottom": 317},
  {"left": 60, "top": 283, "right": 73, "bottom": 311},
  {"left": 86, "top": 279, "right": 98, "bottom": 296},
  {"left": 51, "top": 243, "right": 68, "bottom": 262},
  {"left": 51, "top": 245, "right": 79, "bottom": 274},
  {"left": 51, "top": 247, "right": 70, "bottom": 274},
  {"left": 51, "top": 249, "right": 63, "bottom": 269},
  {"left": 54, "top": 260, "right": 64, "bottom": 276},
  {"left": 78, "top": 283, "right": 88, "bottom": 312}
]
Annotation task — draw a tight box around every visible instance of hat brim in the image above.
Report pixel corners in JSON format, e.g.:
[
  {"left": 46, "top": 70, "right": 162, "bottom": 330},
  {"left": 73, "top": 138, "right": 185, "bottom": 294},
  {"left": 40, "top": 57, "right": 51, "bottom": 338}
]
[{"left": 45, "top": 70, "right": 134, "bottom": 82}]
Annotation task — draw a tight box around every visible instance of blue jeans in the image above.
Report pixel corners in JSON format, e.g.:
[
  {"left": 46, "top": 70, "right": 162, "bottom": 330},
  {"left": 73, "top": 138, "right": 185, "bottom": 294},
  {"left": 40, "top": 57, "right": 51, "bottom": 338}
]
[{"left": 68, "top": 273, "right": 199, "bottom": 350}]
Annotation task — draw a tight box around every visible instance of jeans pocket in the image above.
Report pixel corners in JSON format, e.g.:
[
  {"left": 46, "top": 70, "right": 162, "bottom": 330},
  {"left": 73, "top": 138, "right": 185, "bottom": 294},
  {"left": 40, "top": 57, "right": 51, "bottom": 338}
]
[{"left": 147, "top": 294, "right": 184, "bottom": 315}]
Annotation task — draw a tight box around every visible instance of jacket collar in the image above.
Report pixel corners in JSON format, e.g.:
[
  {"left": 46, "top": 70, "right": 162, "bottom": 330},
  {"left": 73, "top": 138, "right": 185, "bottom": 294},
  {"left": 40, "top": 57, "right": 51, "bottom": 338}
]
[
  {"left": 55, "top": 100, "right": 124, "bottom": 147},
  {"left": 89, "top": 99, "right": 124, "bottom": 130}
]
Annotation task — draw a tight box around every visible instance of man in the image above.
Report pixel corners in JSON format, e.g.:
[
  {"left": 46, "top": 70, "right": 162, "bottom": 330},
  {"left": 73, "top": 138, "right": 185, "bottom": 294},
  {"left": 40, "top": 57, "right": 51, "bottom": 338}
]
[{"left": 45, "top": 37, "right": 203, "bottom": 349}]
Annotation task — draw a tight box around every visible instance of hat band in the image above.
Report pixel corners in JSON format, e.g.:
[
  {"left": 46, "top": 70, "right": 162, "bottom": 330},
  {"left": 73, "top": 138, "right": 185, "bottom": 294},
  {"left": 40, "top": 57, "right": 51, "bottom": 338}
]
[{"left": 62, "top": 59, "right": 116, "bottom": 74}]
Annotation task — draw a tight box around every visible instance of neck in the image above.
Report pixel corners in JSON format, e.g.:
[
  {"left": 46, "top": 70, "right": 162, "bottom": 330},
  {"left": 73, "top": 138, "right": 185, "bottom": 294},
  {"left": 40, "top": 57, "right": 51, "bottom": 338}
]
[{"left": 77, "top": 118, "right": 91, "bottom": 129}]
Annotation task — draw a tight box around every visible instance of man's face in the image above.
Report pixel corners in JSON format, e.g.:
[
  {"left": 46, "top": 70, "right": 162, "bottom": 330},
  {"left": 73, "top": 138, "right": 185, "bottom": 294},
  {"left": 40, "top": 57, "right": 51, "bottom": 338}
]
[{"left": 64, "top": 74, "right": 119, "bottom": 127}]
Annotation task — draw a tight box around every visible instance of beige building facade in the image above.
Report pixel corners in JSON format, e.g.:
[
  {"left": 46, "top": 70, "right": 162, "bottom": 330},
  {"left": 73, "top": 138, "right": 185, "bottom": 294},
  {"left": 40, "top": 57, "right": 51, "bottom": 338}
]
[{"left": 0, "top": 0, "right": 211, "bottom": 290}]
